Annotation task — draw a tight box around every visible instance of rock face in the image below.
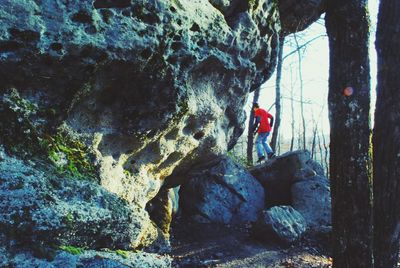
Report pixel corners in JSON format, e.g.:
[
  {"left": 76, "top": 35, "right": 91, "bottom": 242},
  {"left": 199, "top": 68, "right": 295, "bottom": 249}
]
[
  {"left": 278, "top": 0, "right": 327, "bottom": 34},
  {"left": 0, "top": 0, "right": 282, "bottom": 208},
  {"left": 291, "top": 176, "right": 331, "bottom": 230},
  {"left": 0, "top": 0, "right": 280, "bottom": 259},
  {"left": 0, "top": 148, "right": 164, "bottom": 251},
  {"left": 252, "top": 206, "right": 307, "bottom": 245},
  {"left": 250, "top": 150, "right": 331, "bottom": 232},
  {"left": 0, "top": 0, "right": 326, "bottom": 264},
  {"left": 180, "top": 156, "right": 265, "bottom": 224},
  {"left": 250, "top": 150, "right": 316, "bottom": 206}
]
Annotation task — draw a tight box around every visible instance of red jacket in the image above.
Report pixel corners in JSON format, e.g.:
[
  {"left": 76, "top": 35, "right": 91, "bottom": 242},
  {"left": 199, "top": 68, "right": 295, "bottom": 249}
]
[{"left": 254, "top": 108, "right": 273, "bottom": 133}]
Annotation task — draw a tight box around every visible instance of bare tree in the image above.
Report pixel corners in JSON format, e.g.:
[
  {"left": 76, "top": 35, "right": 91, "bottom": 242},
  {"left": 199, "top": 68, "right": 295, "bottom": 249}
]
[
  {"left": 289, "top": 67, "right": 295, "bottom": 151},
  {"left": 317, "top": 130, "right": 324, "bottom": 169},
  {"left": 246, "top": 87, "right": 260, "bottom": 164},
  {"left": 310, "top": 115, "right": 318, "bottom": 159},
  {"left": 373, "top": 0, "right": 400, "bottom": 266},
  {"left": 271, "top": 35, "right": 285, "bottom": 152},
  {"left": 293, "top": 33, "right": 307, "bottom": 150},
  {"left": 321, "top": 126, "right": 329, "bottom": 176},
  {"left": 326, "top": 0, "right": 373, "bottom": 267}
]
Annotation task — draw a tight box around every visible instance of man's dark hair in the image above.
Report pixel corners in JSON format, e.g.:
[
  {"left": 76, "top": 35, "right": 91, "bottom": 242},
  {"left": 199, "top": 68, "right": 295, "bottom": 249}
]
[{"left": 252, "top": 102, "right": 259, "bottom": 109}]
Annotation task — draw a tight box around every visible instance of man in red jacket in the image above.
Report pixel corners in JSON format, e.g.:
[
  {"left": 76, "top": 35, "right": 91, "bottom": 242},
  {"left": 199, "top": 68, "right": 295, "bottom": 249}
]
[{"left": 252, "top": 102, "right": 275, "bottom": 162}]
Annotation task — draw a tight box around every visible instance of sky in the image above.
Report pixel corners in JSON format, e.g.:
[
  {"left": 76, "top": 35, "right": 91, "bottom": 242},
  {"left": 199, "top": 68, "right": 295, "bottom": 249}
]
[{"left": 246, "top": 1, "right": 379, "bottom": 143}]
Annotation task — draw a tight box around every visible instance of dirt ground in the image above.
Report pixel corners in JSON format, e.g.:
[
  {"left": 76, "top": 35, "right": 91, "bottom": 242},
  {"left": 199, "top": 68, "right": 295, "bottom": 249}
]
[{"left": 170, "top": 218, "right": 332, "bottom": 268}]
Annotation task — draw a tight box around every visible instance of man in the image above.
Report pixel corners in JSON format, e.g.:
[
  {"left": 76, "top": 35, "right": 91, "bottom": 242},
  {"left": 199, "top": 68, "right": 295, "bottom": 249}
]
[{"left": 252, "top": 102, "right": 275, "bottom": 162}]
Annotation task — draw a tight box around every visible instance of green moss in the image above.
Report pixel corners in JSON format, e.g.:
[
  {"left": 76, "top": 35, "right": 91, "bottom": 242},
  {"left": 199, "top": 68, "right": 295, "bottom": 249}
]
[
  {"left": 65, "top": 212, "right": 74, "bottom": 227},
  {"left": 43, "top": 129, "right": 97, "bottom": 181},
  {"left": 115, "top": 249, "right": 130, "bottom": 259},
  {"left": 1, "top": 88, "right": 98, "bottom": 181},
  {"left": 0, "top": 89, "right": 41, "bottom": 155},
  {"left": 59, "top": 245, "right": 84, "bottom": 255},
  {"left": 123, "top": 169, "right": 132, "bottom": 177}
]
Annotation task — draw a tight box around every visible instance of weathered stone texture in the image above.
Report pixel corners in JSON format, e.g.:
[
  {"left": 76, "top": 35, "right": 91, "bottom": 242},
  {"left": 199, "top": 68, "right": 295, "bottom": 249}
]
[{"left": 180, "top": 156, "right": 265, "bottom": 224}]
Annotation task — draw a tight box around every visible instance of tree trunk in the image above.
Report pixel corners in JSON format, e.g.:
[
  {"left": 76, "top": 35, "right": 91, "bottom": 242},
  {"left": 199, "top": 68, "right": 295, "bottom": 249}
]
[
  {"left": 321, "top": 127, "right": 329, "bottom": 176},
  {"left": 311, "top": 123, "right": 317, "bottom": 160},
  {"left": 294, "top": 33, "right": 307, "bottom": 150},
  {"left": 247, "top": 87, "right": 260, "bottom": 164},
  {"left": 325, "top": 1, "right": 373, "bottom": 267},
  {"left": 271, "top": 35, "right": 284, "bottom": 152},
  {"left": 290, "top": 69, "right": 295, "bottom": 151},
  {"left": 373, "top": 0, "right": 400, "bottom": 266}
]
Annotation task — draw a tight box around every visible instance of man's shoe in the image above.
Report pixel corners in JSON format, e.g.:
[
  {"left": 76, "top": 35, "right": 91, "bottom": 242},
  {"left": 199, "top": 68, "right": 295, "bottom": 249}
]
[
  {"left": 267, "top": 152, "right": 275, "bottom": 159},
  {"left": 257, "top": 156, "right": 266, "bottom": 162}
]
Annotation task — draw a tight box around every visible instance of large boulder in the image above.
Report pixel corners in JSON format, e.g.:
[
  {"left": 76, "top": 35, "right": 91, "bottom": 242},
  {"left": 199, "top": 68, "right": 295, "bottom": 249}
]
[
  {"left": 0, "top": 148, "right": 164, "bottom": 251},
  {"left": 180, "top": 156, "right": 265, "bottom": 224},
  {"left": 250, "top": 150, "right": 316, "bottom": 206},
  {"left": 0, "top": 0, "right": 281, "bottom": 208},
  {"left": 291, "top": 175, "right": 331, "bottom": 230},
  {"left": 252, "top": 206, "right": 307, "bottom": 245}
]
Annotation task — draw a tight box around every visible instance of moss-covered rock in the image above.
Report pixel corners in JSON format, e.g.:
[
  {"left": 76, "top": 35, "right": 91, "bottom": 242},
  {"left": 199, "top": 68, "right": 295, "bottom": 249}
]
[{"left": 0, "top": 148, "right": 160, "bottom": 251}]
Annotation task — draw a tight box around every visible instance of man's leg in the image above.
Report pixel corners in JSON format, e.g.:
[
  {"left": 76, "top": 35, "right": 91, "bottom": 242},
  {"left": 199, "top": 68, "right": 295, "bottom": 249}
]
[
  {"left": 255, "top": 133, "right": 266, "bottom": 161},
  {"left": 261, "top": 132, "right": 274, "bottom": 158}
]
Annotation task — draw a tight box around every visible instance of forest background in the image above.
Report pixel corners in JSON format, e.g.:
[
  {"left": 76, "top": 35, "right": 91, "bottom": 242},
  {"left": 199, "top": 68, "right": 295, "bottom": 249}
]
[{"left": 232, "top": 0, "right": 379, "bottom": 172}]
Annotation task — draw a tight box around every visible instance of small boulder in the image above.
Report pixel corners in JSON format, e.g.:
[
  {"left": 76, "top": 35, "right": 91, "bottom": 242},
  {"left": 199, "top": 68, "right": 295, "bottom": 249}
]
[
  {"left": 180, "top": 156, "right": 265, "bottom": 224},
  {"left": 252, "top": 206, "right": 307, "bottom": 245},
  {"left": 291, "top": 176, "right": 331, "bottom": 230}
]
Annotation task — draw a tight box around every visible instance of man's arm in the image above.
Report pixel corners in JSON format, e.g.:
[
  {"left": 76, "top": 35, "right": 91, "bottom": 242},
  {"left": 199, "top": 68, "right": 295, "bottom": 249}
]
[{"left": 253, "top": 116, "right": 260, "bottom": 134}]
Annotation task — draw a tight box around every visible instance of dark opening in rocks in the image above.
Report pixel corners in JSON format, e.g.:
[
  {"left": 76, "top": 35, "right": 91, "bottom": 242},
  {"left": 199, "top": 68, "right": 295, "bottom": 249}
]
[
  {"left": 71, "top": 10, "right": 93, "bottom": 24},
  {"left": 100, "top": 9, "right": 113, "bottom": 24},
  {"left": 9, "top": 28, "right": 40, "bottom": 42},
  {"left": 190, "top": 23, "right": 200, "bottom": 32},
  {"left": 197, "top": 39, "right": 205, "bottom": 47},
  {"left": 85, "top": 26, "right": 97, "bottom": 35},
  {"left": 194, "top": 131, "right": 205, "bottom": 140},
  {"left": 50, "top": 43, "right": 63, "bottom": 51},
  {"left": 136, "top": 13, "right": 160, "bottom": 24},
  {"left": 167, "top": 56, "right": 177, "bottom": 65},
  {"left": 141, "top": 48, "right": 152, "bottom": 59},
  {"left": 0, "top": 41, "right": 21, "bottom": 52},
  {"left": 171, "top": 41, "right": 182, "bottom": 51},
  {"left": 94, "top": 0, "right": 131, "bottom": 9},
  {"left": 122, "top": 9, "right": 131, "bottom": 16}
]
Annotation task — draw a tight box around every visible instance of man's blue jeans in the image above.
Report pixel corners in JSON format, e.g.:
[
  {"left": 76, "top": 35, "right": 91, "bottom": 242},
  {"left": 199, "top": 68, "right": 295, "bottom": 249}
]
[{"left": 256, "top": 132, "right": 273, "bottom": 158}]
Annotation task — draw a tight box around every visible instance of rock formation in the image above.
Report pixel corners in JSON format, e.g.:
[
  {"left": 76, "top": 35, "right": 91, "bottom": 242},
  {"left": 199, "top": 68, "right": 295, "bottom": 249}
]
[
  {"left": 250, "top": 150, "right": 332, "bottom": 240},
  {"left": 0, "top": 0, "right": 326, "bottom": 265},
  {"left": 0, "top": 0, "right": 280, "bottom": 208},
  {"left": 252, "top": 206, "right": 307, "bottom": 245},
  {"left": 180, "top": 156, "right": 265, "bottom": 224}
]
